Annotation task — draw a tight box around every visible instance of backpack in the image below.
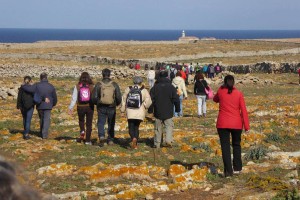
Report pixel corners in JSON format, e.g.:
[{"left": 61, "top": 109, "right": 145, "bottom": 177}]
[
  {"left": 78, "top": 84, "right": 91, "bottom": 103},
  {"left": 126, "top": 85, "right": 143, "bottom": 109},
  {"left": 99, "top": 81, "right": 115, "bottom": 105},
  {"left": 170, "top": 69, "right": 175, "bottom": 80},
  {"left": 216, "top": 66, "right": 220, "bottom": 72}
]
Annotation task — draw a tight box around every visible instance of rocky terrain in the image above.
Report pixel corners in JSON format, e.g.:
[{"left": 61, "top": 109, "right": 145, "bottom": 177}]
[{"left": 0, "top": 40, "right": 299, "bottom": 199}]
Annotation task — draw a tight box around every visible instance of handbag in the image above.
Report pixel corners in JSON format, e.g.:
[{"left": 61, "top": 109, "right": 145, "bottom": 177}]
[{"left": 200, "top": 80, "right": 214, "bottom": 100}]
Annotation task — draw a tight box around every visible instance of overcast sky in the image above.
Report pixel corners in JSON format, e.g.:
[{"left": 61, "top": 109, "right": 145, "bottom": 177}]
[{"left": 0, "top": 0, "right": 299, "bottom": 30}]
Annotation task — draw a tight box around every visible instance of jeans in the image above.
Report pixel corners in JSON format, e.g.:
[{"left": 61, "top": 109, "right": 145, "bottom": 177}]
[
  {"left": 148, "top": 79, "right": 155, "bottom": 89},
  {"left": 196, "top": 95, "right": 207, "bottom": 116},
  {"left": 97, "top": 106, "right": 116, "bottom": 141},
  {"left": 154, "top": 118, "right": 174, "bottom": 147},
  {"left": 174, "top": 95, "right": 183, "bottom": 117},
  {"left": 77, "top": 106, "right": 94, "bottom": 142},
  {"left": 38, "top": 109, "right": 51, "bottom": 139},
  {"left": 21, "top": 107, "right": 34, "bottom": 135},
  {"left": 217, "top": 128, "right": 242, "bottom": 177},
  {"left": 128, "top": 119, "right": 142, "bottom": 140}
]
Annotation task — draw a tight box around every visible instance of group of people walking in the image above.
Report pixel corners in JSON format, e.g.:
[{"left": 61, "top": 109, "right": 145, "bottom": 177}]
[{"left": 17, "top": 67, "right": 249, "bottom": 178}]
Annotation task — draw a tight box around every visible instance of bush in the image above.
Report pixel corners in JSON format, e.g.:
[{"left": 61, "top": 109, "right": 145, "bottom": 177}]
[{"left": 244, "top": 146, "right": 268, "bottom": 160}]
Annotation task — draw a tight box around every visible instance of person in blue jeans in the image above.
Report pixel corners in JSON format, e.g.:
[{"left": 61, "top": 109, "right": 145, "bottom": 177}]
[
  {"left": 21, "top": 73, "right": 57, "bottom": 139},
  {"left": 17, "top": 76, "right": 34, "bottom": 140},
  {"left": 92, "top": 68, "right": 122, "bottom": 147}
]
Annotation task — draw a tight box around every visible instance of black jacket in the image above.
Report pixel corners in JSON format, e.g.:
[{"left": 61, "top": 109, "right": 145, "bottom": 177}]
[
  {"left": 22, "top": 79, "right": 57, "bottom": 110},
  {"left": 17, "top": 87, "right": 34, "bottom": 110},
  {"left": 92, "top": 78, "right": 122, "bottom": 108},
  {"left": 150, "top": 77, "right": 180, "bottom": 120},
  {"left": 194, "top": 79, "right": 209, "bottom": 96}
]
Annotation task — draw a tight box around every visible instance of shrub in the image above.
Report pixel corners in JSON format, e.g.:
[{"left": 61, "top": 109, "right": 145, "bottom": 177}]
[{"left": 244, "top": 146, "right": 268, "bottom": 160}]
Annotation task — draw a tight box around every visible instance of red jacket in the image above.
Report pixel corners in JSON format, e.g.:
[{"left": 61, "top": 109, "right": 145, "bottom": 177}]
[
  {"left": 180, "top": 70, "right": 187, "bottom": 80},
  {"left": 213, "top": 86, "right": 250, "bottom": 131},
  {"left": 298, "top": 68, "right": 300, "bottom": 76}
]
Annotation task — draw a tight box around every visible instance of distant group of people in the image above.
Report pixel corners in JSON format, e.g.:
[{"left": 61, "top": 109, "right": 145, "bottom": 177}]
[{"left": 17, "top": 67, "right": 250, "bottom": 178}]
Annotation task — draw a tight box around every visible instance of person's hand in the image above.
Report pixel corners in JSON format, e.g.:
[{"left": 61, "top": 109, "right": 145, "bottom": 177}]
[
  {"left": 68, "top": 109, "right": 73, "bottom": 115},
  {"left": 184, "top": 97, "right": 188, "bottom": 100},
  {"left": 45, "top": 98, "right": 50, "bottom": 103},
  {"left": 245, "top": 130, "right": 250, "bottom": 134}
]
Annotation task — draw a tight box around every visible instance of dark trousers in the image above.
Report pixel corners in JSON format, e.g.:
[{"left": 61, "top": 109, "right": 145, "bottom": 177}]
[
  {"left": 38, "top": 109, "right": 51, "bottom": 139},
  {"left": 217, "top": 128, "right": 242, "bottom": 177},
  {"left": 21, "top": 107, "right": 34, "bottom": 135},
  {"left": 97, "top": 106, "right": 116, "bottom": 141},
  {"left": 77, "top": 106, "right": 94, "bottom": 142},
  {"left": 128, "top": 119, "right": 142, "bottom": 140}
]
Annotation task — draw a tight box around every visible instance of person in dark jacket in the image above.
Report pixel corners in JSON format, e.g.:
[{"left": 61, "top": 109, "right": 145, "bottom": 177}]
[
  {"left": 194, "top": 73, "right": 209, "bottom": 117},
  {"left": 21, "top": 72, "right": 57, "bottom": 139},
  {"left": 150, "top": 70, "right": 180, "bottom": 148},
  {"left": 92, "top": 68, "right": 122, "bottom": 146},
  {"left": 17, "top": 76, "right": 34, "bottom": 140}
]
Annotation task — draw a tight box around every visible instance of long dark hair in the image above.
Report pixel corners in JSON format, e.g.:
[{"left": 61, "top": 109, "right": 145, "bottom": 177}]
[
  {"left": 79, "top": 72, "right": 93, "bottom": 85},
  {"left": 223, "top": 75, "right": 235, "bottom": 94}
]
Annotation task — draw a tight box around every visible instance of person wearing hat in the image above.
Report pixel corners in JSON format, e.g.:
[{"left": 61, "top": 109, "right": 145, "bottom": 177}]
[
  {"left": 150, "top": 70, "right": 180, "bottom": 148},
  {"left": 121, "top": 76, "right": 152, "bottom": 149}
]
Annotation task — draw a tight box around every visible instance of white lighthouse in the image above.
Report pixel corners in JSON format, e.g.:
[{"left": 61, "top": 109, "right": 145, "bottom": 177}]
[{"left": 182, "top": 30, "right": 185, "bottom": 37}]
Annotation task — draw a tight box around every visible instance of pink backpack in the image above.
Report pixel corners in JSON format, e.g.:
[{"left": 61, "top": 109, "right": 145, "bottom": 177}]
[{"left": 78, "top": 84, "right": 91, "bottom": 103}]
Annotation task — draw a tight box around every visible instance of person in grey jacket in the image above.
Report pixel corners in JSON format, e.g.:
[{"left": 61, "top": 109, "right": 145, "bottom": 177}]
[{"left": 22, "top": 72, "right": 57, "bottom": 139}]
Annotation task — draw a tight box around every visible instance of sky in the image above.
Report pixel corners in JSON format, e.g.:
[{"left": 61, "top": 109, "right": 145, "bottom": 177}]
[{"left": 0, "top": 0, "right": 299, "bottom": 30}]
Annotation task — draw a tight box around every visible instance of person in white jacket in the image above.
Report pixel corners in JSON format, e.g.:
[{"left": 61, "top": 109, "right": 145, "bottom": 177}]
[
  {"left": 121, "top": 76, "right": 152, "bottom": 149},
  {"left": 147, "top": 67, "right": 156, "bottom": 89},
  {"left": 172, "top": 72, "right": 188, "bottom": 117}
]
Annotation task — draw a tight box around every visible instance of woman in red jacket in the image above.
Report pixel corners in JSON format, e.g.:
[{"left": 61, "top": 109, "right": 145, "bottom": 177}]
[{"left": 213, "top": 75, "right": 250, "bottom": 177}]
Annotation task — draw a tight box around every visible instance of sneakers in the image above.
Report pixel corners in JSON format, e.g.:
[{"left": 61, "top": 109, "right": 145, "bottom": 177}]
[
  {"left": 85, "top": 141, "right": 92, "bottom": 145},
  {"left": 163, "top": 142, "right": 172, "bottom": 148},
  {"left": 80, "top": 131, "right": 85, "bottom": 140},
  {"left": 108, "top": 140, "right": 114, "bottom": 146},
  {"left": 23, "top": 134, "right": 31, "bottom": 140},
  {"left": 233, "top": 170, "right": 242, "bottom": 175}
]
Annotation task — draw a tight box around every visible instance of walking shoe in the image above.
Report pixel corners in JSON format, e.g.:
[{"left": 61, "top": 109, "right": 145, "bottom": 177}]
[
  {"left": 131, "top": 138, "right": 137, "bottom": 149},
  {"left": 23, "top": 134, "right": 31, "bottom": 140},
  {"left": 80, "top": 131, "right": 85, "bottom": 140},
  {"left": 108, "top": 140, "right": 114, "bottom": 145},
  {"left": 203, "top": 113, "right": 206, "bottom": 117},
  {"left": 233, "top": 170, "right": 241, "bottom": 175},
  {"left": 85, "top": 141, "right": 92, "bottom": 145},
  {"left": 165, "top": 143, "right": 172, "bottom": 148},
  {"left": 99, "top": 137, "right": 105, "bottom": 147}
]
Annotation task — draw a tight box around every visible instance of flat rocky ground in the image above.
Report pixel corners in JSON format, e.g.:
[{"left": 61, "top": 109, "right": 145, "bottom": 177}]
[
  {"left": 0, "top": 40, "right": 300, "bottom": 199},
  {"left": 0, "top": 73, "right": 299, "bottom": 199}
]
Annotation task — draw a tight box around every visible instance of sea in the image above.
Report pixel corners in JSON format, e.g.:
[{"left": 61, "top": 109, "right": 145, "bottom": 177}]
[{"left": 0, "top": 29, "right": 300, "bottom": 43}]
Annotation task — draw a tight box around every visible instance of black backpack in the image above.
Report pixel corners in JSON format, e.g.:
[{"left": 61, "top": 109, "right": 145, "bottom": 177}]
[
  {"left": 170, "top": 69, "right": 175, "bottom": 80},
  {"left": 126, "top": 85, "right": 143, "bottom": 109}
]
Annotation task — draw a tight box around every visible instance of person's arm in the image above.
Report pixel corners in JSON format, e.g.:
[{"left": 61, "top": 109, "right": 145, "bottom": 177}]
[
  {"left": 68, "top": 86, "right": 78, "bottom": 110},
  {"left": 52, "top": 88, "right": 58, "bottom": 107},
  {"left": 17, "top": 88, "right": 22, "bottom": 109},
  {"left": 120, "top": 87, "right": 129, "bottom": 113},
  {"left": 203, "top": 80, "right": 209, "bottom": 90},
  {"left": 143, "top": 89, "right": 152, "bottom": 109},
  {"left": 114, "top": 83, "right": 122, "bottom": 106},
  {"left": 182, "top": 80, "right": 188, "bottom": 98},
  {"left": 239, "top": 93, "right": 250, "bottom": 131},
  {"left": 21, "top": 84, "right": 36, "bottom": 94}
]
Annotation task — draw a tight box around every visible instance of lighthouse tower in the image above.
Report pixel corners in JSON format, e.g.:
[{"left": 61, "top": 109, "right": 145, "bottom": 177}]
[{"left": 182, "top": 30, "right": 185, "bottom": 38}]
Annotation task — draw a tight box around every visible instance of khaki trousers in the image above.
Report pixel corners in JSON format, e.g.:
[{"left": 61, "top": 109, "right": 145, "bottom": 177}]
[{"left": 154, "top": 118, "right": 174, "bottom": 147}]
